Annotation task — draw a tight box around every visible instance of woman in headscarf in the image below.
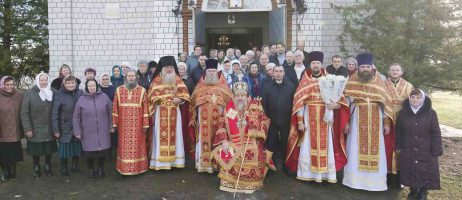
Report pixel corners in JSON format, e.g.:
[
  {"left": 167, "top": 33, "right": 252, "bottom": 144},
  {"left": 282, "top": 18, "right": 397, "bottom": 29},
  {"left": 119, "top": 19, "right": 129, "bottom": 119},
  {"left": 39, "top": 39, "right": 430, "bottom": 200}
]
[
  {"left": 73, "top": 80, "right": 114, "bottom": 179},
  {"left": 21, "top": 72, "right": 58, "bottom": 178},
  {"left": 396, "top": 89, "right": 443, "bottom": 200},
  {"left": 51, "top": 64, "right": 81, "bottom": 90},
  {"left": 120, "top": 62, "right": 132, "bottom": 77},
  {"left": 51, "top": 75, "right": 83, "bottom": 177},
  {"left": 0, "top": 76, "right": 24, "bottom": 180},
  {"left": 110, "top": 65, "right": 124, "bottom": 88},
  {"left": 99, "top": 73, "right": 117, "bottom": 160},
  {"left": 137, "top": 60, "right": 153, "bottom": 91},
  {"left": 178, "top": 62, "right": 194, "bottom": 95},
  {"left": 73, "top": 79, "right": 113, "bottom": 179},
  {"left": 99, "top": 73, "right": 115, "bottom": 102}
]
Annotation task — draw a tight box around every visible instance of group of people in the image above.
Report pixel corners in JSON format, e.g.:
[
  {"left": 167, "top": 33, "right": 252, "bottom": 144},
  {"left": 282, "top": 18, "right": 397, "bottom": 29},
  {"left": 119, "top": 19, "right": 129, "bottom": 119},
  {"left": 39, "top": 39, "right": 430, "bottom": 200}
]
[{"left": 0, "top": 41, "right": 442, "bottom": 200}]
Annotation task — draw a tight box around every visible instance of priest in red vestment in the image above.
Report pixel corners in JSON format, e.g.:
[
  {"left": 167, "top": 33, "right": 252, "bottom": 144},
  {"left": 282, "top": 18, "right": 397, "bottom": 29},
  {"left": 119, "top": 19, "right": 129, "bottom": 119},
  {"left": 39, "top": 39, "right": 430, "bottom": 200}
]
[
  {"left": 190, "top": 59, "right": 234, "bottom": 173},
  {"left": 147, "top": 56, "right": 190, "bottom": 170},
  {"left": 285, "top": 51, "right": 349, "bottom": 183},
  {"left": 112, "top": 69, "right": 149, "bottom": 175}
]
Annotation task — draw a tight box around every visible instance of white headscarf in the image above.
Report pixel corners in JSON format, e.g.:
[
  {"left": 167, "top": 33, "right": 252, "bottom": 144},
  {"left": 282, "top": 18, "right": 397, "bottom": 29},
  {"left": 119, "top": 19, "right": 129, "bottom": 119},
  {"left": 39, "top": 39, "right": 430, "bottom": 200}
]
[
  {"left": 35, "top": 72, "right": 53, "bottom": 101},
  {"left": 410, "top": 89, "right": 426, "bottom": 114},
  {"left": 99, "top": 73, "right": 112, "bottom": 87},
  {"left": 121, "top": 61, "right": 132, "bottom": 69}
]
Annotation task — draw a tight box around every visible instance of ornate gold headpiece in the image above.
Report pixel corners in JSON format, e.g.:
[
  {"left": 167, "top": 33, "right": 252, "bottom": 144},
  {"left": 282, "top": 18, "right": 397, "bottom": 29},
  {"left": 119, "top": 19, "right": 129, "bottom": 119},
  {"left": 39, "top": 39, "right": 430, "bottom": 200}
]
[{"left": 232, "top": 81, "right": 248, "bottom": 96}]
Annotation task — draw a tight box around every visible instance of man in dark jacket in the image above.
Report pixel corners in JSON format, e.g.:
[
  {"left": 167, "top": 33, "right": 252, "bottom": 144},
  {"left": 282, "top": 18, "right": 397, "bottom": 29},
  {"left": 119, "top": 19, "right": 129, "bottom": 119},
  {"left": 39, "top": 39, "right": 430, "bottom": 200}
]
[
  {"left": 326, "top": 55, "right": 348, "bottom": 78},
  {"left": 191, "top": 53, "right": 208, "bottom": 86},
  {"left": 261, "top": 65, "right": 296, "bottom": 171},
  {"left": 186, "top": 45, "right": 202, "bottom": 75},
  {"left": 285, "top": 50, "right": 307, "bottom": 88}
]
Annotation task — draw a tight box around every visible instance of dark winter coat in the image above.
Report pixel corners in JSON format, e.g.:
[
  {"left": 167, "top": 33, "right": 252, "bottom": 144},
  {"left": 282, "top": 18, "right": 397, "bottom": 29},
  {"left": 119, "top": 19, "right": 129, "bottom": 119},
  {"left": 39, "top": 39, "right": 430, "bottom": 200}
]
[
  {"left": 137, "top": 70, "right": 153, "bottom": 91},
  {"left": 261, "top": 78, "right": 296, "bottom": 126},
  {"left": 244, "top": 73, "right": 266, "bottom": 98},
  {"left": 285, "top": 65, "right": 306, "bottom": 88},
  {"left": 396, "top": 97, "right": 443, "bottom": 190},
  {"left": 20, "top": 86, "right": 55, "bottom": 143},
  {"left": 326, "top": 65, "right": 348, "bottom": 78},
  {"left": 182, "top": 76, "right": 195, "bottom": 95},
  {"left": 51, "top": 77, "right": 81, "bottom": 91},
  {"left": 73, "top": 91, "right": 112, "bottom": 152},
  {"left": 110, "top": 75, "right": 124, "bottom": 89},
  {"left": 100, "top": 85, "right": 116, "bottom": 102},
  {"left": 0, "top": 89, "right": 23, "bottom": 142},
  {"left": 51, "top": 87, "right": 83, "bottom": 143}
]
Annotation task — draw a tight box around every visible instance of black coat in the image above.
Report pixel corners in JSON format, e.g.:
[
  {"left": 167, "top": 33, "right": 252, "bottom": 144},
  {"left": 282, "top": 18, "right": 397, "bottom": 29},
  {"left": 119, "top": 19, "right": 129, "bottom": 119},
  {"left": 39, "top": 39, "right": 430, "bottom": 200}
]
[
  {"left": 137, "top": 70, "right": 153, "bottom": 91},
  {"left": 285, "top": 65, "right": 306, "bottom": 88},
  {"left": 100, "top": 85, "right": 116, "bottom": 102},
  {"left": 182, "top": 76, "right": 195, "bottom": 95},
  {"left": 191, "top": 66, "right": 205, "bottom": 86},
  {"left": 261, "top": 78, "right": 296, "bottom": 126},
  {"left": 51, "top": 87, "right": 83, "bottom": 143},
  {"left": 396, "top": 97, "right": 443, "bottom": 190},
  {"left": 326, "top": 65, "right": 348, "bottom": 78}
]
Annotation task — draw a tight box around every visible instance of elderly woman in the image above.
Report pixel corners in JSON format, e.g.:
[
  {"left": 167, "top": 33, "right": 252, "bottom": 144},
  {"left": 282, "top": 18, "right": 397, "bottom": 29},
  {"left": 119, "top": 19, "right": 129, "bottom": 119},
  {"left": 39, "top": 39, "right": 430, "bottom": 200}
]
[
  {"left": 99, "top": 73, "right": 116, "bottom": 160},
  {"left": 396, "top": 89, "right": 443, "bottom": 200},
  {"left": 73, "top": 79, "right": 113, "bottom": 179},
  {"left": 110, "top": 65, "right": 124, "bottom": 88},
  {"left": 137, "top": 60, "right": 153, "bottom": 90},
  {"left": 21, "top": 72, "right": 58, "bottom": 178},
  {"left": 345, "top": 57, "right": 358, "bottom": 76},
  {"left": 120, "top": 62, "right": 131, "bottom": 77},
  {"left": 51, "top": 75, "right": 83, "bottom": 177},
  {"left": 178, "top": 62, "right": 194, "bottom": 95},
  {"left": 51, "top": 64, "right": 81, "bottom": 90},
  {"left": 0, "top": 76, "right": 24, "bottom": 180}
]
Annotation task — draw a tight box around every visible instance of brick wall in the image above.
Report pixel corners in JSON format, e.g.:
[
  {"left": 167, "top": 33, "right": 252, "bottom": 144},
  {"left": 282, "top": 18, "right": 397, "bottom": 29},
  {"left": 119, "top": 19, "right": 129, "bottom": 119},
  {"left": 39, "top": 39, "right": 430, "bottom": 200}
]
[
  {"left": 48, "top": 0, "right": 184, "bottom": 80},
  {"left": 289, "top": 0, "right": 359, "bottom": 63}
]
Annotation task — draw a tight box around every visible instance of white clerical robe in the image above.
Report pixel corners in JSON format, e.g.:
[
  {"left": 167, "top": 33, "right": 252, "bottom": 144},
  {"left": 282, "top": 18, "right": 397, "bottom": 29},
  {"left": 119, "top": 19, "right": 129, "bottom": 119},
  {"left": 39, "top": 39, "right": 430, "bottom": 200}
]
[
  {"left": 342, "top": 103, "right": 388, "bottom": 191},
  {"left": 149, "top": 105, "right": 185, "bottom": 170}
]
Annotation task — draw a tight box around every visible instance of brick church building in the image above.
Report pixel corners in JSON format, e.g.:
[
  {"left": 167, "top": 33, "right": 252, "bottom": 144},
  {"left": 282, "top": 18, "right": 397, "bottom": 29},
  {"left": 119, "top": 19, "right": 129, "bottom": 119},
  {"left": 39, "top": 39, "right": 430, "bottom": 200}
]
[{"left": 48, "top": 0, "right": 356, "bottom": 78}]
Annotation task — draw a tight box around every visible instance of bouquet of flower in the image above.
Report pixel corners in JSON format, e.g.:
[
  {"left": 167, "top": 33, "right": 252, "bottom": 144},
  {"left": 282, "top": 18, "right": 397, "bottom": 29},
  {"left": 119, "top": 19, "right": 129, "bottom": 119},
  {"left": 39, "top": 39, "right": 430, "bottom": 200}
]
[{"left": 318, "top": 74, "right": 347, "bottom": 123}]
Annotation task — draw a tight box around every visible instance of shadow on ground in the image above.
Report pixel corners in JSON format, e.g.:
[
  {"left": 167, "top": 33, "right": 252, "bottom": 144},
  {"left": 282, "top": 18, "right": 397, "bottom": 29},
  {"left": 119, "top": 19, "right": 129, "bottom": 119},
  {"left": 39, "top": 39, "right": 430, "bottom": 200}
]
[{"left": 0, "top": 152, "right": 402, "bottom": 200}]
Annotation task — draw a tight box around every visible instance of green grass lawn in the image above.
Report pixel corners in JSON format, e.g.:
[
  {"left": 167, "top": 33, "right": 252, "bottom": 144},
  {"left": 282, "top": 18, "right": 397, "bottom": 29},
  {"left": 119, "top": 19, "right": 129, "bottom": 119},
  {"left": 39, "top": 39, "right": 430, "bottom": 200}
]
[{"left": 430, "top": 91, "right": 462, "bottom": 129}]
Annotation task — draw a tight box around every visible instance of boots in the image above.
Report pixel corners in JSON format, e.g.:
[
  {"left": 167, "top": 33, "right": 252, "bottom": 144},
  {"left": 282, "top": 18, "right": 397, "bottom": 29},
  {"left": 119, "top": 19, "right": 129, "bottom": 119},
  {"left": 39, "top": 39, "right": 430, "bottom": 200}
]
[
  {"left": 71, "top": 157, "right": 81, "bottom": 172},
  {"left": 44, "top": 163, "right": 53, "bottom": 177},
  {"left": 417, "top": 189, "right": 427, "bottom": 200},
  {"left": 0, "top": 164, "right": 9, "bottom": 181},
  {"left": 88, "top": 168, "right": 96, "bottom": 179},
  {"left": 8, "top": 163, "right": 17, "bottom": 179},
  {"left": 33, "top": 165, "right": 41, "bottom": 178},
  {"left": 60, "top": 159, "right": 69, "bottom": 177},
  {"left": 96, "top": 168, "right": 105, "bottom": 179}
]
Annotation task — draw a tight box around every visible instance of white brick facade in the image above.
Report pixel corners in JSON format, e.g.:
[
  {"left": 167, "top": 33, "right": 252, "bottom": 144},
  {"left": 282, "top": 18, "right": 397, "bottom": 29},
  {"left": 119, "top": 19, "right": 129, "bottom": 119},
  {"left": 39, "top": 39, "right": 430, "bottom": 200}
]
[
  {"left": 48, "top": 0, "right": 183, "bottom": 80},
  {"left": 291, "top": 0, "right": 358, "bottom": 63},
  {"left": 48, "top": 0, "right": 357, "bottom": 78}
]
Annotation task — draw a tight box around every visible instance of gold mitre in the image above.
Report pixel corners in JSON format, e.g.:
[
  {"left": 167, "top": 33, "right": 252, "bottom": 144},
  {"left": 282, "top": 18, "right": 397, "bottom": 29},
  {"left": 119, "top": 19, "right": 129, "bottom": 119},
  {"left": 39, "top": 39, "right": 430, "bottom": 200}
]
[{"left": 232, "top": 81, "right": 248, "bottom": 95}]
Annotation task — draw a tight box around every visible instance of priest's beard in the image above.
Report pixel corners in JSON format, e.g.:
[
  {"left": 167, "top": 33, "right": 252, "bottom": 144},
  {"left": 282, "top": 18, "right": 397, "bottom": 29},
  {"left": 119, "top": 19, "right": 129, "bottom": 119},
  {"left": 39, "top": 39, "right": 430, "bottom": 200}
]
[
  {"left": 162, "top": 72, "right": 176, "bottom": 85},
  {"left": 357, "top": 70, "right": 374, "bottom": 83},
  {"left": 204, "top": 73, "right": 219, "bottom": 85},
  {"left": 125, "top": 80, "right": 137, "bottom": 90},
  {"left": 235, "top": 98, "right": 248, "bottom": 111}
]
